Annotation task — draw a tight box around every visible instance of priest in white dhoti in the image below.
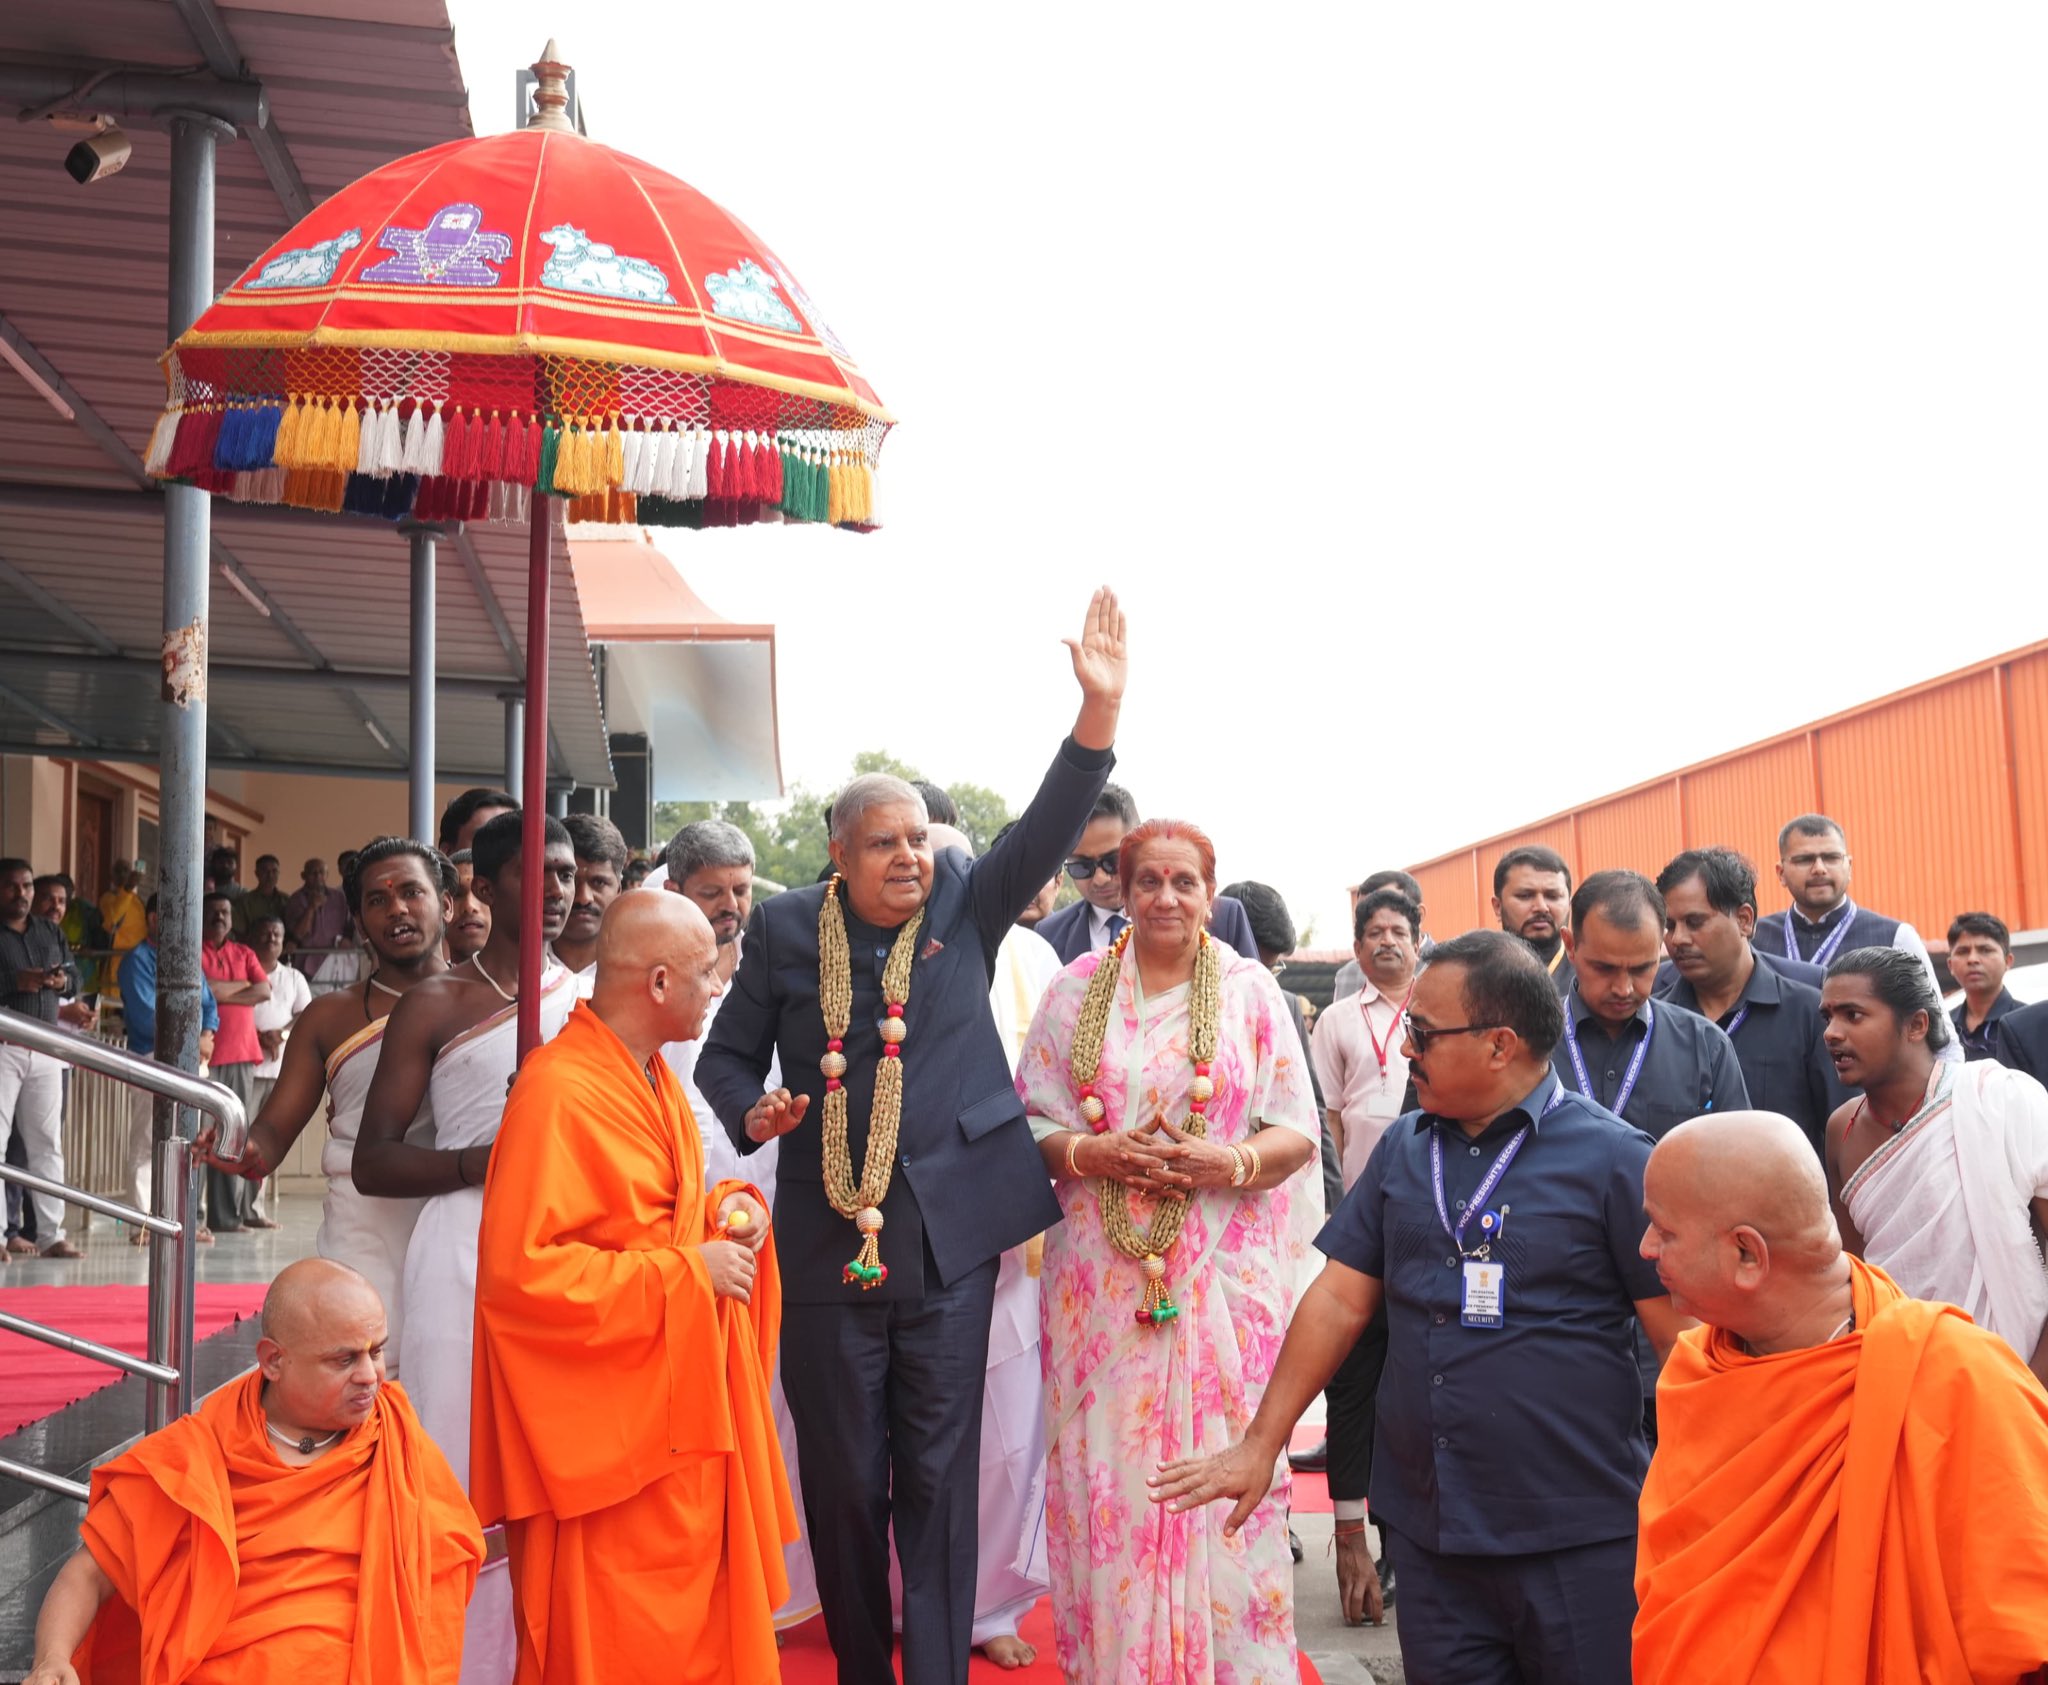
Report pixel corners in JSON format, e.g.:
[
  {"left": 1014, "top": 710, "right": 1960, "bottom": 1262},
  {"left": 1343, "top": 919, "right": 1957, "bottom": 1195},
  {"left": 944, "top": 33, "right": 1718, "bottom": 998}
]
[
  {"left": 659, "top": 818, "right": 821, "bottom": 1633},
  {"left": 1825, "top": 945, "right": 2048, "bottom": 1379}
]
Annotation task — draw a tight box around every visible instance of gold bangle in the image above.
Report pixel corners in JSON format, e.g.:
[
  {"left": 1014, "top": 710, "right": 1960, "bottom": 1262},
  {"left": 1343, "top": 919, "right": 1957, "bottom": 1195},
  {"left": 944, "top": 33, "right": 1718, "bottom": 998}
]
[
  {"left": 1065, "top": 1131, "right": 1086, "bottom": 1181},
  {"left": 1245, "top": 1140, "right": 1263, "bottom": 1185}
]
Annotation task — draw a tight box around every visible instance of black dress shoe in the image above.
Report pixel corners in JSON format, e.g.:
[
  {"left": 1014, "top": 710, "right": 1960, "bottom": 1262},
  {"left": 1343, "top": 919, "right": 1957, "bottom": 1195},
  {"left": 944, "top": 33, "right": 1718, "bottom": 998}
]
[
  {"left": 1287, "top": 1438, "right": 1329, "bottom": 1473},
  {"left": 1378, "top": 1554, "right": 1396, "bottom": 1605},
  {"left": 1289, "top": 1528, "right": 1304, "bottom": 1563}
]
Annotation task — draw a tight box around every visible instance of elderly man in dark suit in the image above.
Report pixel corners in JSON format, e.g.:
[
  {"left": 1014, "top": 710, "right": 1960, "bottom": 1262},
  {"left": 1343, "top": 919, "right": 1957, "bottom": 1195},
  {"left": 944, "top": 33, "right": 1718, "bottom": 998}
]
[
  {"left": 1035, "top": 783, "right": 1261, "bottom": 965},
  {"left": 697, "top": 589, "right": 1126, "bottom": 1685}
]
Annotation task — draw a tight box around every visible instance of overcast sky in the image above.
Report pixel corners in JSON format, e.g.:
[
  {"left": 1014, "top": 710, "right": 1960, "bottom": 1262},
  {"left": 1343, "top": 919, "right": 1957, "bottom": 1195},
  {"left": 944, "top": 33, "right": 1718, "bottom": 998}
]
[{"left": 449, "top": 2, "right": 2046, "bottom": 945}]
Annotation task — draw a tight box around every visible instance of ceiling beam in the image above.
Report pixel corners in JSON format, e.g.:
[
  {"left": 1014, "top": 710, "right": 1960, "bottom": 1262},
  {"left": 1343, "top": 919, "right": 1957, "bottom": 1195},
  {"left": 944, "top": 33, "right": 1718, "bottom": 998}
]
[
  {"left": 0, "top": 741, "right": 512, "bottom": 785},
  {"left": 0, "top": 311, "right": 149, "bottom": 484},
  {"left": 0, "top": 65, "right": 266, "bottom": 130},
  {"left": 0, "top": 647, "right": 521, "bottom": 700},
  {"left": 0, "top": 681, "right": 96, "bottom": 746},
  {"left": 167, "top": 0, "right": 312, "bottom": 220},
  {"left": 0, "top": 552, "right": 121, "bottom": 653}
]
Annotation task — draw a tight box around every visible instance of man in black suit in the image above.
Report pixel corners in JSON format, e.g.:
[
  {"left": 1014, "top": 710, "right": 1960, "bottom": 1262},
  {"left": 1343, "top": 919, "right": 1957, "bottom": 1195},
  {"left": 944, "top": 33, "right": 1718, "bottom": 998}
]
[
  {"left": 2000, "top": 999, "right": 2048, "bottom": 1082},
  {"left": 1036, "top": 783, "right": 1261, "bottom": 964},
  {"left": 697, "top": 589, "right": 1126, "bottom": 1685}
]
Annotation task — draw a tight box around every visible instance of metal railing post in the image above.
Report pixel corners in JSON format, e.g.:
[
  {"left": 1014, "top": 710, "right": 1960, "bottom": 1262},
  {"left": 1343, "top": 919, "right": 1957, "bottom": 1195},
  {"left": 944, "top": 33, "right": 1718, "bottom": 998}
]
[{"left": 145, "top": 1135, "right": 196, "bottom": 1432}]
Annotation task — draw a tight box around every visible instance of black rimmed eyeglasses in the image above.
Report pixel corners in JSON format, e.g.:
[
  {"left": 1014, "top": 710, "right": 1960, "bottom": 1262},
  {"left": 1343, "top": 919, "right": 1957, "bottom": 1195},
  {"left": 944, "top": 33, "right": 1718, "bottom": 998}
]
[{"left": 1401, "top": 1012, "right": 1506, "bottom": 1055}]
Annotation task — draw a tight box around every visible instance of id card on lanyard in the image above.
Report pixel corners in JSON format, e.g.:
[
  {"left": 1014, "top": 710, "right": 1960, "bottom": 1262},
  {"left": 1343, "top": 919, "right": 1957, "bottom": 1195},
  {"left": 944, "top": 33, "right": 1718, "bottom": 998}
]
[
  {"left": 1789, "top": 899, "right": 1858, "bottom": 968},
  {"left": 1431, "top": 1086, "right": 1562, "bottom": 1329},
  {"left": 1561, "top": 1000, "right": 1655, "bottom": 1118}
]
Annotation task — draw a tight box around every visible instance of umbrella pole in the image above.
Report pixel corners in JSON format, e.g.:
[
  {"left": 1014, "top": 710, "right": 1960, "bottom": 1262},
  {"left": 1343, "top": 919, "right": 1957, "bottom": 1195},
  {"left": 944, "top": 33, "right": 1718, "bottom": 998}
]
[{"left": 517, "top": 495, "right": 553, "bottom": 1062}]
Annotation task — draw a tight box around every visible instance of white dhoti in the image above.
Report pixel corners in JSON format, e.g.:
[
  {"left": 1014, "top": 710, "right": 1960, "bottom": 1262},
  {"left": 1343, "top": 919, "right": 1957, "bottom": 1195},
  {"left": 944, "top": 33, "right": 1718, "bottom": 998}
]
[
  {"left": 398, "top": 967, "right": 575, "bottom": 1685},
  {"left": 1843, "top": 1058, "right": 2048, "bottom": 1362},
  {"left": 317, "top": 1019, "right": 427, "bottom": 1369},
  {"left": 663, "top": 962, "right": 819, "bottom": 1628}
]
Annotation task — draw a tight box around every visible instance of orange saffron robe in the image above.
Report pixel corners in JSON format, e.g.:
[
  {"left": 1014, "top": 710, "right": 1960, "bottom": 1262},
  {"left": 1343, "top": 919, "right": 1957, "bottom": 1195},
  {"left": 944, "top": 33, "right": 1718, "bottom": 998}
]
[
  {"left": 470, "top": 1001, "right": 794, "bottom": 1685},
  {"left": 75, "top": 1369, "right": 483, "bottom": 1685},
  {"left": 1636, "top": 1256, "right": 2048, "bottom": 1684}
]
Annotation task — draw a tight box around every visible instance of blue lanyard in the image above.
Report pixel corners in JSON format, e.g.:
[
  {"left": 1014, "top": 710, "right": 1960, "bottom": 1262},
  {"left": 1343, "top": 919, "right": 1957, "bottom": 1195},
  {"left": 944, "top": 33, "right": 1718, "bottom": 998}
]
[
  {"left": 1788, "top": 899, "right": 1857, "bottom": 968},
  {"left": 1430, "top": 1086, "right": 1561, "bottom": 1254},
  {"left": 1724, "top": 1002, "right": 1750, "bottom": 1040},
  {"left": 1562, "top": 999, "right": 1655, "bottom": 1116}
]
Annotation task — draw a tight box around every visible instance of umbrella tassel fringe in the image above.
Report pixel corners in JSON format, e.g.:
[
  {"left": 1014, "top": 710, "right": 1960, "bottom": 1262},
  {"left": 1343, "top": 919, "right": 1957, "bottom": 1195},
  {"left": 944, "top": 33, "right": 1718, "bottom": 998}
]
[
  {"left": 143, "top": 407, "right": 180, "bottom": 478},
  {"left": 336, "top": 402, "right": 363, "bottom": 478},
  {"left": 441, "top": 406, "right": 470, "bottom": 479},
  {"left": 271, "top": 399, "right": 304, "bottom": 470},
  {"left": 537, "top": 424, "right": 561, "bottom": 494}
]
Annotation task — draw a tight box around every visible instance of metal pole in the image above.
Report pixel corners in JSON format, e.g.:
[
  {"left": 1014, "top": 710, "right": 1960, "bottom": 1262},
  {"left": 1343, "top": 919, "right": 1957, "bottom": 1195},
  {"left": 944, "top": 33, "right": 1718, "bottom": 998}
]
[
  {"left": 157, "top": 119, "right": 225, "bottom": 1369},
  {"left": 548, "top": 786, "right": 569, "bottom": 818},
  {"left": 407, "top": 527, "right": 437, "bottom": 843},
  {"left": 503, "top": 695, "right": 525, "bottom": 804},
  {"left": 145, "top": 1136, "right": 195, "bottom": 1431},
  {"left": 517, "top": 505, "right": 552, "bottom": 1061}
]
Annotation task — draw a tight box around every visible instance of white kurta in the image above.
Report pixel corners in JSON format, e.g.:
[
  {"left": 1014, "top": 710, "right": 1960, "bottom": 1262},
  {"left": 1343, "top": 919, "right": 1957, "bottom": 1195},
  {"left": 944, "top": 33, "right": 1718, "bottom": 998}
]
[
  {"left": 890, "top": 923, "right": 1062, "bottom": 1642},
  {"left": 659, "top": 935, "right": 820, "bottom": 1630},
  {"left": 316, "top": 1018, "right": 429, "bottom": 1367}
]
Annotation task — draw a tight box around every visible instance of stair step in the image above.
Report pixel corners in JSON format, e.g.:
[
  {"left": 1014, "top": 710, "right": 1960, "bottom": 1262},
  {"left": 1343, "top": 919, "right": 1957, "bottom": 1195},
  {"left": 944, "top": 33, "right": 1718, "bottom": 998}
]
[{"left": 0, "top": 1316, "right": 262, "bottom": 1681}]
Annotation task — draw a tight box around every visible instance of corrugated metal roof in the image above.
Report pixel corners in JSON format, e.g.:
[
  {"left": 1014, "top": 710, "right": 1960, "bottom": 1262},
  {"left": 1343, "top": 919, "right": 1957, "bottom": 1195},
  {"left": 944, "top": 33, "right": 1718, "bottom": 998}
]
[
  {"left": 0, "top": 0, "right": 612, "bottom": 787},
  {"left": 1406, "top": 638, "right": 2048, "bottom": 940}
]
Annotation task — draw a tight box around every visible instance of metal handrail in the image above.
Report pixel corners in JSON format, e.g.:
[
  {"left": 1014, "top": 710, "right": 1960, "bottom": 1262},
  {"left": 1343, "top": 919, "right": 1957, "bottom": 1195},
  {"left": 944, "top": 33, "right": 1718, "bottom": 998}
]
[
  {"left": 0, "top": 1007, "right": 247, "bottom": 1473},
  {"left": 0, "top": 1011, "right": 247, "bottom": 1157}
]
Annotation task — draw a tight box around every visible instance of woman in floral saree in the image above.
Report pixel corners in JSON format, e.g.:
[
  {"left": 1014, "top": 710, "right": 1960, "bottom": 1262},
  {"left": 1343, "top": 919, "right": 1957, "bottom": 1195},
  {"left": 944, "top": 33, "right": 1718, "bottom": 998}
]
[{"left": 1017, "top": 818, "right": 1321, "bottom": 1684}]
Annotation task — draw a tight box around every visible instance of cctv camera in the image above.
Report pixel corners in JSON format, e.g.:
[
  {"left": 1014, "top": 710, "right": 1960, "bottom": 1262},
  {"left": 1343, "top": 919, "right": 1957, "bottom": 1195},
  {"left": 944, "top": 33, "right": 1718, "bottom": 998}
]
[{"left": 64, "top": 128, "right": 131, "bottom": 185}]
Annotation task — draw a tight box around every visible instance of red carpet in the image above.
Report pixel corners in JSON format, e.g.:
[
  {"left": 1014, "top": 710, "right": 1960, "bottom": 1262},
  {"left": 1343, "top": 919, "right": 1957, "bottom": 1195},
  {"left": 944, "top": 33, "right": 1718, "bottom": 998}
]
[
  {"left": 0, "top": 1284, "right": 268, "bottom": 1437},
  {"left": 777, "top": 1599, "right": 1322, "bottom": 1683}
]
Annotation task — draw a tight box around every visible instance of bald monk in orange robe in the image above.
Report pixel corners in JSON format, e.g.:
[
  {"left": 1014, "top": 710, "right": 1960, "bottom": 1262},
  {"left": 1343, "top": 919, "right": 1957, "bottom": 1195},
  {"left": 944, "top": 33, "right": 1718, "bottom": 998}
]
[
  {"left": 25, "top": 1258, "right": 483, "bottom": 1685},
  {"left": 1636, "top": 1110, "right": 2048, "bottom": 1685},
  {"left": 471, "top": 890, "right": 794, "bottom": 1685}
]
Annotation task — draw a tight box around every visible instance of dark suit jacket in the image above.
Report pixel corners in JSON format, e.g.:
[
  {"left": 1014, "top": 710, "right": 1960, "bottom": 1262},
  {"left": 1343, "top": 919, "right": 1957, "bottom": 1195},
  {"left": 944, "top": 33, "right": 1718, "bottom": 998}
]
[
  {"left": 1038, "top": 892, "right": 1262, "bottom": 967},
  {"left": 1998, "top": 1000, "right": 2048, "bottom": 1082},
  {"left": 698, "top": 737, "right": 1110, "bottom": 1302}
]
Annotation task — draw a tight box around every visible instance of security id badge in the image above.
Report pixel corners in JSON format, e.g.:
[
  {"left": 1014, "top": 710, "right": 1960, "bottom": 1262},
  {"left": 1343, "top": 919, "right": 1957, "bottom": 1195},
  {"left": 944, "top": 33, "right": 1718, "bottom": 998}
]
[{"left": 1461, "top": 1259, "right": 1506, "bottom": 1329}]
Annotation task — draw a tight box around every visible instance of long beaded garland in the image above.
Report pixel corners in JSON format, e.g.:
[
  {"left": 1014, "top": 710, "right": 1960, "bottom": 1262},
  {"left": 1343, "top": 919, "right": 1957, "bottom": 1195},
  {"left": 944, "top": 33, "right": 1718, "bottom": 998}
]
[
  {"left": 818, "top": 874, "right": 925, "bottom": 1288},
  {"left": 1069, "top": 926, "right": 1223, "bottom": 1326}
]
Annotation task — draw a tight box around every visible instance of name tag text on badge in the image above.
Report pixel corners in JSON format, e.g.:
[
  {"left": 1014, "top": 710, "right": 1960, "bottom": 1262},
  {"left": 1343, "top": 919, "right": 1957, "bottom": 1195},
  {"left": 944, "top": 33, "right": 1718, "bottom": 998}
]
[{"left": 1462, "top": 1260, "right": 1505, "bottom": 1329}]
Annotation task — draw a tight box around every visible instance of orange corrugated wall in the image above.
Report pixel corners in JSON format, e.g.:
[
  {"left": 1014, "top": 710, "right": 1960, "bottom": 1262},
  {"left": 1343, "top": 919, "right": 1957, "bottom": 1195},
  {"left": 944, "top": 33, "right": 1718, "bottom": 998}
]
[{"left": 1407, "top": 640, "right": 2048, "bottom": 942}]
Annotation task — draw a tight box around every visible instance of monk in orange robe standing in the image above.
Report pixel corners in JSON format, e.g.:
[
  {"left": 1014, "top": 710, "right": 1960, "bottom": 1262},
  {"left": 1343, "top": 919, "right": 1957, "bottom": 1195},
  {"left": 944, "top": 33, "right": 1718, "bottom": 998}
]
[
  {"left": 471, "top": 890, "right": 793, "bottom": 1685},
  {"left": 24, "top": 1257, "right": 483, "bottom": 1685},
  {"left": 1636, "top": 1110, "right": 2048, "bottom": 1685}
]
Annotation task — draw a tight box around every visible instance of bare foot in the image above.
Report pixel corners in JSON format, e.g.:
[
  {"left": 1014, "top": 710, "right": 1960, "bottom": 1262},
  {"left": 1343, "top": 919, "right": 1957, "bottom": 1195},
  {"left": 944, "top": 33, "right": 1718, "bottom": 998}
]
[{"left": 979, "top": 1635, "right": 1036, "bottom": 1669}]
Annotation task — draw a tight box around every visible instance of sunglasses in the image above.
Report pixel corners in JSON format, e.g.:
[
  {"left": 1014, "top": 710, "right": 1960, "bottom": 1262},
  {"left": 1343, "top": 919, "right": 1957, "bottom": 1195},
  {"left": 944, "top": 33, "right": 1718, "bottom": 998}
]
[
  {"left": 1064, "top": 852, "right": 1121, "bottom": 881},
  {"left": 1401, "top": 1012, "right": 1505, "bottom": 1056}
]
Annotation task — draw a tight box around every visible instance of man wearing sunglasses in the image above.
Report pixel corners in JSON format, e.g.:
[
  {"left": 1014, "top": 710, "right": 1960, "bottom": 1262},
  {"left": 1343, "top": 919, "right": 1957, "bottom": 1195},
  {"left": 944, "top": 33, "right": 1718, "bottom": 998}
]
[
  {"left": 1150, "top": 929, "right": 1683, "bottom": 1685},
  {"left": 1034, "top": 784, "right": 1261, "bottom": 965}
]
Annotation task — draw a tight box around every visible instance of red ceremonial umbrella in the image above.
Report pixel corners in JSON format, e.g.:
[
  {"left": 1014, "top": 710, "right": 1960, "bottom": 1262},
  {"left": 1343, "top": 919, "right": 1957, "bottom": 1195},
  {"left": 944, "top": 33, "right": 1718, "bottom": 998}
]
[{"left": 151, "top": 44, "right": 892, "bottom": 1055}]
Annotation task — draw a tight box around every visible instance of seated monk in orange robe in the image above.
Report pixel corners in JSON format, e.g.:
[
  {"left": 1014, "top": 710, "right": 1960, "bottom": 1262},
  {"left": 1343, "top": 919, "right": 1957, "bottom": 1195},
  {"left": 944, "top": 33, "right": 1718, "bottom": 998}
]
[
  {"left": 25, "top": 1258, "right": 483, "bottom": 1685},
  {"left": 471, "top": 890, "right": 794, "bottom": 1685},
  {"left": 1636, "top": 1110, "right": 2048, "bottom": 1685}
]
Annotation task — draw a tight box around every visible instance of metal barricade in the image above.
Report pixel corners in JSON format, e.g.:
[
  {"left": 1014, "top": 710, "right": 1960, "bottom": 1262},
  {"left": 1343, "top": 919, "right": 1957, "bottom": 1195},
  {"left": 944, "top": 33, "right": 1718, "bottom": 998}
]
[{"left": 0, "top": 1008, "right": 245, "bottom": 1502}]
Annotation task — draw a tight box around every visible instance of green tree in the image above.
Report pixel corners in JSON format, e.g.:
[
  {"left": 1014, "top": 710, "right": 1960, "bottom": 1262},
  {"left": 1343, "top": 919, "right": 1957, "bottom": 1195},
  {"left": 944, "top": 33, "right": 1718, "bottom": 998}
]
[{"left": 650, "top": 752, "right": 1018, "bottom": 890}]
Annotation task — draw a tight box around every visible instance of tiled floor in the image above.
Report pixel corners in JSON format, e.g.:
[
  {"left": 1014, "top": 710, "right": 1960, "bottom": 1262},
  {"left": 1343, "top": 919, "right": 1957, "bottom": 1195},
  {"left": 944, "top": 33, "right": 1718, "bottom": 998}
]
[
  {"left": 0, "top": 1197, "right": 320, "bottom": 1681},
  {"left": 4, "top": 1187, "right": 324, "bottom": 1290}
]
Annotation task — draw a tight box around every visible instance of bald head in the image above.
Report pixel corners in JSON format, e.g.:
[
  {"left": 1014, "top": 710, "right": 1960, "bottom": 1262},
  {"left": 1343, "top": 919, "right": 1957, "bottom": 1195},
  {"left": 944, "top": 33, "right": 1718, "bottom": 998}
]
[
  {"left": 1641, "top": 1111, "right": 1844, "bottom": 1338},
  {"left": 591, "top": 888, "right": 724, "bottom": 1050},
  {"left": 261, "top": 1257, "right": 383, "bottom": 1347},
  {"left": 257, "top": 1259, "right": 388, "bottom": 1433}
]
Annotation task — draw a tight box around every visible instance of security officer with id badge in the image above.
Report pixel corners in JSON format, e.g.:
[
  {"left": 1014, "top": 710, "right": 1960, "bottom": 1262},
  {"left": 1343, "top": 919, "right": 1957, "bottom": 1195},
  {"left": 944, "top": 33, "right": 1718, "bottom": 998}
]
[{"left": 1148, "top": 930, "right": 1684, "bottom": 1685}]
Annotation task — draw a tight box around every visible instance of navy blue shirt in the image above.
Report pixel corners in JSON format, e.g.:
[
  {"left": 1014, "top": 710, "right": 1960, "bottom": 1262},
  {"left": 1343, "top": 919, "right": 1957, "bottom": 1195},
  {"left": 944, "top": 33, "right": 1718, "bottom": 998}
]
[
  {"left": 1658, "top": 954, "right": 1843, "bottom": 1155},
  {"left": 1317, "top": 1070, "right": 1663, "bottom": 1555},
  {"left": 1554, "top": 985, "right": 1748, "bottom": 1142},
  {"left": 1952, "top": 989, "right": 2022, "bottom": 1062}
]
